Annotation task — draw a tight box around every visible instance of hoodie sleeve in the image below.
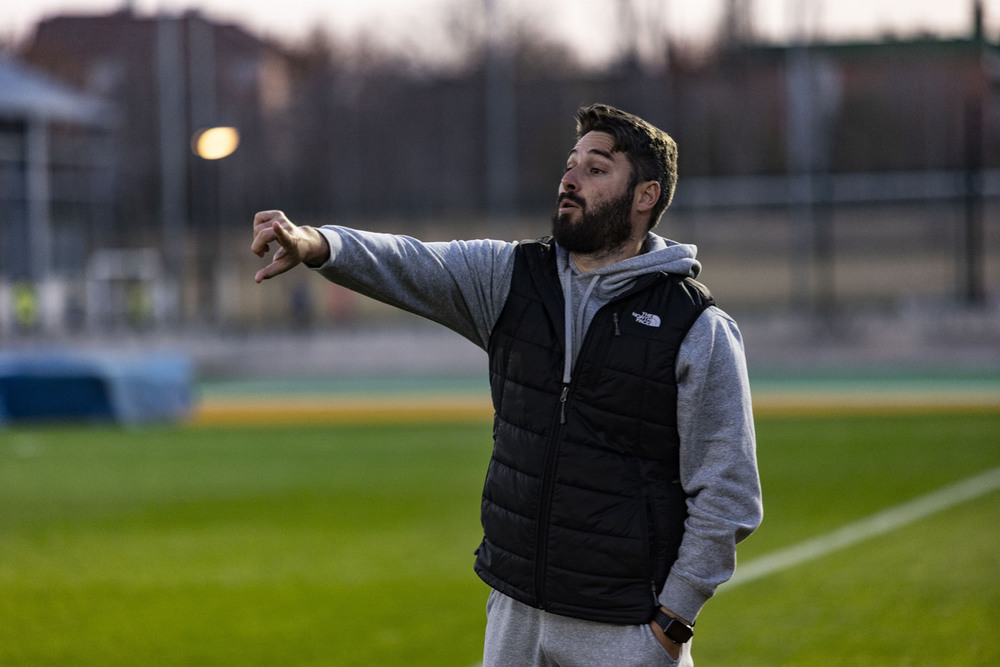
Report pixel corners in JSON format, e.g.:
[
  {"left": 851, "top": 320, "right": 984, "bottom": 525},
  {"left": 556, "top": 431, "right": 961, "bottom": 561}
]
[
  {"left": 657, "top": 305, "right": 763, "bottom": 622},
  {"left": 309, "top": 226, "right": 516, "bottom": 350}
]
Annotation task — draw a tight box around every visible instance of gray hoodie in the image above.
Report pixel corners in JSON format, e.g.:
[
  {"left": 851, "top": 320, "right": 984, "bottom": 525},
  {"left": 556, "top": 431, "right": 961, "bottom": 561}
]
[{"left": 313, "top": 225, "right": 762, "bottom": 623}]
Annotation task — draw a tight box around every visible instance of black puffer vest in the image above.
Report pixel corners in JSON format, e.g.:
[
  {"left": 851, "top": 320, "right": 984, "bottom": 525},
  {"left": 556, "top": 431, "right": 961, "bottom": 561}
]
[{"left": 474, "top": 238, "right": 714, "bottom": 624}]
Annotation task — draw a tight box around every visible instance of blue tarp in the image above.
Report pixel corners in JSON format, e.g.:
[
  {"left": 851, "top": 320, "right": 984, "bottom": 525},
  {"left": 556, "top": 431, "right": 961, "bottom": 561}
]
[{"left": 0, "top": 351, "right": 194, "bottom": 426}]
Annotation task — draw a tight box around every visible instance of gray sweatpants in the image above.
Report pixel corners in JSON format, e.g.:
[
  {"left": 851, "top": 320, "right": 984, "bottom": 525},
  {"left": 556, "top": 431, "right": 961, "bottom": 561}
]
[{"left": 483, "top": 591, "right": 694, "bottom": 667}]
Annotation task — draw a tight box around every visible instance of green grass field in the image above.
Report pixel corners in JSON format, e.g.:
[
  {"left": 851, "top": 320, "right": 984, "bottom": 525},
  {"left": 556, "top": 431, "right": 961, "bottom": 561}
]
[{"left": 2, "top": 411, "right": 998, "bottom": 665}]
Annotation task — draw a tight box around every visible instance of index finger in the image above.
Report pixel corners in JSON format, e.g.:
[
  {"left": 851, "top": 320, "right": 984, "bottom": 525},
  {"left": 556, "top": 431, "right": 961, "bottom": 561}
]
[
  {"left": 253, "top": 210, "right": 283, "bottom": 228},
  {"left": 251, "top": 211, "right": 282, "bottom": 257}
]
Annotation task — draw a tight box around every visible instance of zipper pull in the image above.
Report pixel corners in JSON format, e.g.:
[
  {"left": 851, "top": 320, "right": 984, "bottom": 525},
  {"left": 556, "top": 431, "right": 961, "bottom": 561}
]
[
  {"left": 559, "top": 385, "right": 569, "bottom": 424},
  {"left": 613, "top": 312, "right": 621, "bottom": 336}
]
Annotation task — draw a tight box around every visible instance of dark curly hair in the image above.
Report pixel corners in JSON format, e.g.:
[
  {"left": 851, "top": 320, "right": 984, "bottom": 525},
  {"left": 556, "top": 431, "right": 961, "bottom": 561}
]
[{"left": 575, "top": 104, "right": 678, "bottom": 229}]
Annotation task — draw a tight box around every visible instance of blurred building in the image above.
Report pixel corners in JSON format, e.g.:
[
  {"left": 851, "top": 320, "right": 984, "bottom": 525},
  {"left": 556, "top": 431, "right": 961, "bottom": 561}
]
[
  {"left": 671, "top": 32, "right": 1000, "bottom": 180},
  {"left": 666, "top": 17, "right": 999, "bottom": 310},
  {"left": 20, "top": 8, "right": 299, "bottom": 325},
  {"left": 7, "top": 2, "right": 999, "bottom": 331},
  {"left": 0, "top": 54, "right": 113, "bottom": 335}
]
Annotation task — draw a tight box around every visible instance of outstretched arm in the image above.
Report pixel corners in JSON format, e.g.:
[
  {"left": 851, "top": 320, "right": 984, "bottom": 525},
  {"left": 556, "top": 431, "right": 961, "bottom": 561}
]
[
  {"left": 250, "top": 210, "right": 516, "bottom": 349},
  {"left": 251, "top": 210, "right": 330, "bottom": 283}
]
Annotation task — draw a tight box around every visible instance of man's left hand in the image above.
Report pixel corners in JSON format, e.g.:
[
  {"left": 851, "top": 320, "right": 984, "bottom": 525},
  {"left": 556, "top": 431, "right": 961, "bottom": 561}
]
[{"left": 649, "top": 607, "right": 689, "bottom": 661}]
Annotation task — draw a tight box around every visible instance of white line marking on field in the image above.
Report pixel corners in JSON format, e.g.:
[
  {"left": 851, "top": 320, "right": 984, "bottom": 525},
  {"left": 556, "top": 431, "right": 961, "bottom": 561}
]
[{"left": 726, "top": 466, "right": 1000, "bottom": 591}]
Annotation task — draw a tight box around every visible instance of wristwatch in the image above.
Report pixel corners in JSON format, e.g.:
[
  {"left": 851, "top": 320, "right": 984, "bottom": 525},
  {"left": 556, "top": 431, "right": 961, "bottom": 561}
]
[{"left": 653, "top": 609, "right": 694, "bottom": 644}]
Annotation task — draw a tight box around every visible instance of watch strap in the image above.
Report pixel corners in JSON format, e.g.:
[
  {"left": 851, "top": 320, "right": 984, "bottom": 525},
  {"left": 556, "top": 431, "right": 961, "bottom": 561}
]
[{"left": 653, "top": 609, "right": 694, "bottom": 644}]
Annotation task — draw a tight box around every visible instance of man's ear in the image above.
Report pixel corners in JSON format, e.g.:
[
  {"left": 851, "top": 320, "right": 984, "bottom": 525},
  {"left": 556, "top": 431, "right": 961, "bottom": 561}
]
[{"left": 635, "top": 181, "right": 661, "bottom": 213}]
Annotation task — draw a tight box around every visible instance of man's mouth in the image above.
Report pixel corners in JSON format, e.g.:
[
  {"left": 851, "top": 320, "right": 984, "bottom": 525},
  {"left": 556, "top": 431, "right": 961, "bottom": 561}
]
[{"left": 558, "top": 195, "right": 584, "bottom": 213}]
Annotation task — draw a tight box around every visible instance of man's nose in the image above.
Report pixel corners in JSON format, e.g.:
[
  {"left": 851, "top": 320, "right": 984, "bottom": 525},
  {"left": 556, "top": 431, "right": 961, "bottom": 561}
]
[{"left": 560, "top": 167, "right": 578, "bottom": 193}]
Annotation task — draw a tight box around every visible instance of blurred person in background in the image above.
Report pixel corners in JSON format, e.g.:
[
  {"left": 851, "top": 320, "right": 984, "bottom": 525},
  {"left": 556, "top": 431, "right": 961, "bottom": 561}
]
[{"left": 250, "top": 103, "right": 762, "bottom": 666}]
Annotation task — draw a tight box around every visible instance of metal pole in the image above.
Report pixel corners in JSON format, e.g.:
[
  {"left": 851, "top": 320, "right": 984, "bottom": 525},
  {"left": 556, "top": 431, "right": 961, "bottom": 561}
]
[
  {"left": 484, "top": 0, "right": 517, "bottom": 226},
  {"left": 963, "top": 96, "right": 986, "bottom": 306},
  {"left": 26, "top": 117, "right": 51, "bottom": 286},
  {"left": 25, "top": 116, "right": 54, "bottom": 332},
  {"left": 156, "top": 15, "right": 188, "bottom": 325},
  {"left": 187, "top": 14, "right": 220, "bottom": 324}
]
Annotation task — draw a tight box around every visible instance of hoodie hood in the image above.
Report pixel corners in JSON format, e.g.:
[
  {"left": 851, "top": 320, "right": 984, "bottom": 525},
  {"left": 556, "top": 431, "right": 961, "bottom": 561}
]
[
  {"left": 556, "top": 233, "right": 702, "bottom": 384},
  {"left": 583, "top": 233, "right": 700, "bottom": 286}
]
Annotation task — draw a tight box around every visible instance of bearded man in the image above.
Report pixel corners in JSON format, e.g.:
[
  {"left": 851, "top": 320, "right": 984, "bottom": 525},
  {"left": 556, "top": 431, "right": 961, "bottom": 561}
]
[{"left": 251, "top": 104, "right": 762, "bottom": 666}]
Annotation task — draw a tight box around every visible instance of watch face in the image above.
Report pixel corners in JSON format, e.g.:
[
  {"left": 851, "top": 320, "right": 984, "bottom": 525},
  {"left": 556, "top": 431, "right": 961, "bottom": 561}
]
[{"left": 664, "top": 618, "right": 693, "bottom": 643}]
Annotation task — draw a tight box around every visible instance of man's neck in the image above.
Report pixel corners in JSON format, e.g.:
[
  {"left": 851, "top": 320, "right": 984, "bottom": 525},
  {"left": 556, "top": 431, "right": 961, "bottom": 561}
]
[{"left": 570, "top": 237, "right": 645, "bottom": 273}]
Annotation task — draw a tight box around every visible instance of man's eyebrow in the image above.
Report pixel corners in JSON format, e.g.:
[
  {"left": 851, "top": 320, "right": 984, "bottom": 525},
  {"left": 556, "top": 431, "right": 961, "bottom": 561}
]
[{"left": 567, "top": 148, "right": 615, "bottom": 161}]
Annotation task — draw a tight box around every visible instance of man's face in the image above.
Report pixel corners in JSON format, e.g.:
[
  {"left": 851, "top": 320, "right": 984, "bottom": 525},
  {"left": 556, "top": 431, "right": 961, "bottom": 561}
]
[{"left": 552, "top": 131, "right": 636, "bottom": 255}]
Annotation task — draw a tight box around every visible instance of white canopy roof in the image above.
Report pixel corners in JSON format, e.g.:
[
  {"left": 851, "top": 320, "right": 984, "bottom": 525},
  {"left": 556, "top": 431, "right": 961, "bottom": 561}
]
[{"left": 0, "top": 54, "right": 111, "bottom": 126}]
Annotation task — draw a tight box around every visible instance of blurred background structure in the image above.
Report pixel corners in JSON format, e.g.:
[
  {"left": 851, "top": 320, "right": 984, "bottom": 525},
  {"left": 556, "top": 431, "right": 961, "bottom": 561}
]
[{"left": 0, "top": 0, "right": 998, "bottom": 387}]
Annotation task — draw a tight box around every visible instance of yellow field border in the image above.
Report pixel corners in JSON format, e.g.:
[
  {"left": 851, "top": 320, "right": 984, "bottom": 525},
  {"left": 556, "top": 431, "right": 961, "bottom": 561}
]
[
  {"left": 193, "top": 395, "right": 495, "bottom": 426},
  {"left": 751, "top": 390, "right": 1000, "bottom": 416},
  {"left": 191, "top": 390, "right": 1000, "bottom": 426}
]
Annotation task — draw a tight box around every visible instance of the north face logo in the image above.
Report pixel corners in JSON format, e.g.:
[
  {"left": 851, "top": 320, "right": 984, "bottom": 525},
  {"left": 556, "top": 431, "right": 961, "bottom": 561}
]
[{"left": 632, "top": 311, "right": 661, "bottom": 328}]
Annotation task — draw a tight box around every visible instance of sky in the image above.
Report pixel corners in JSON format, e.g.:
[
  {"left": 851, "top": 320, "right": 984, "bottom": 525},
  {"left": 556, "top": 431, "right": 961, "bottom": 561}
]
[{"left": 1, "top": 0, "right": 997, "bottom": 66}]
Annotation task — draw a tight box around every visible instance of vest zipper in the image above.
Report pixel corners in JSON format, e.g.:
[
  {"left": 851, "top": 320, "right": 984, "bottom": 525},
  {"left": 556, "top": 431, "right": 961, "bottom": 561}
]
[
  {"left": 613, "top": 312, "right": 621, "bottom": 336},
  {"left": 536, "top": 382, "right": 570, "bottom": 608},
  {"left": 559, "top": 384, "right": 569, "bottom": 424}
]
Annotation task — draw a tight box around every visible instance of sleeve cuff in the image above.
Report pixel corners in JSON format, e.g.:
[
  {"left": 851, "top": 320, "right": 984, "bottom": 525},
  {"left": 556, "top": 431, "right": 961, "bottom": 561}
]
[
  {"left": 309, "top": 226, "right": 342, "bottom": 270},
  {"left": 658, "top": 572, "right": 712, "bottom": 623}
]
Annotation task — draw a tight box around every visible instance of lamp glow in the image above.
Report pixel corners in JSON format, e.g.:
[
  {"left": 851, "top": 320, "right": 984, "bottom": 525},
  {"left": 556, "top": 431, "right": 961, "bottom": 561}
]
[{"left": 192, "top": 127, "right": 240, "bottom": 160}]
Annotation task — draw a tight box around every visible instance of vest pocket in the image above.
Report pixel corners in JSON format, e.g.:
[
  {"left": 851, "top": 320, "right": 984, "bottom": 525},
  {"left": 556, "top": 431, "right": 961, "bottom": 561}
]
[{"left": 632, "top": 459, "right": 659, "bottom": 597}]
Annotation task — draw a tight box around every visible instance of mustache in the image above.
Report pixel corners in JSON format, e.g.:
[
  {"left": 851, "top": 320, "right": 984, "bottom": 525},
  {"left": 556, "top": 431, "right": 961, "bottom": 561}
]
[{"left": 558, "top": 193, "right": 586, "bottom": 208}]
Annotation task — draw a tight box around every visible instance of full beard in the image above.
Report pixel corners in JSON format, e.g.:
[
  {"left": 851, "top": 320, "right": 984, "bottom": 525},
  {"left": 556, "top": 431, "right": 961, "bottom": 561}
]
[{"left": 551, "top": 189, "right": 635, "bottom": 256}]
